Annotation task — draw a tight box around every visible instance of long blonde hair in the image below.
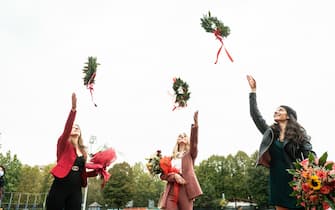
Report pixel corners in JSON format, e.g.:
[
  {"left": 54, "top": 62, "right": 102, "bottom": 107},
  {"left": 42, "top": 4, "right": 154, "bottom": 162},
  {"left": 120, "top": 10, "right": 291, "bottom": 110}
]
[
  {"left": 73, "top": 124, "right": 88, "bottom": 161},
  {"left": 172, "top": 132, "right": 190, "bottom": 159},
  {"left": 78, "top": 133, "right": 88, "bottom": 161}
]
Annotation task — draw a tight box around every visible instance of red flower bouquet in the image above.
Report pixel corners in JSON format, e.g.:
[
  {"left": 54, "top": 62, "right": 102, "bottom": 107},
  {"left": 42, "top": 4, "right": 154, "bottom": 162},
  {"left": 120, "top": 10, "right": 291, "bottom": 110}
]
[
  {"left": 288, "top": 152, "right": 335, "bottom": 210},
  {"left": 146, "top": 150, "right": 179, "bottom": 176}
]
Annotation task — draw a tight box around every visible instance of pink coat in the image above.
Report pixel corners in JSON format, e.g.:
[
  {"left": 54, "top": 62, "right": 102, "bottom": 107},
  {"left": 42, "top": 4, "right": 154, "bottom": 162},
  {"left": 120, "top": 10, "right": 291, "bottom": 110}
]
[{"left": 159, "top": 125, "right": 203, "bottom": 208}]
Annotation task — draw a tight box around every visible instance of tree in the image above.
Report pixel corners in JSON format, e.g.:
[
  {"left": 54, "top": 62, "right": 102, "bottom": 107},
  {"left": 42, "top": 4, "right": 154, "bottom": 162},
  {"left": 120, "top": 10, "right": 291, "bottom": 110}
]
[
  {"left": 132, "top": 162, "right": 164, "bottom": 207},
  {"left": 39, "top": 164, "right": 55, "bottom": 194},
  {"left": 16, "top": 165, "right": 43, "bottom": 193},
  {"left": 87, "top": 176, "right": 106, "bottom": 206},
  {"left": 0, "top": 151, "right": 22, "bottom": 192},
  {"left": 103, "top": 162, "right": 134, "bottom": 208},
  {"left": 195, "top": 155, "right": 225, "bottom": 208},
  {"left": 246, "top": 151, "right": 269, "bottom": 208}
]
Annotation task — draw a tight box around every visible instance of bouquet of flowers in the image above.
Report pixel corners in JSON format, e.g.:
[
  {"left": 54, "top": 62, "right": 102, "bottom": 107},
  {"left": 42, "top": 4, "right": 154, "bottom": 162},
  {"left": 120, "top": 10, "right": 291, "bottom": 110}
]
[
  {"left": 146, "top": 150, "right": 163, "bottom": 176},
  {"left": 86, "top": 147, "right": 117, "bottom": 188},
  {"left": 145, "top": 150, "right": 179, "bottom": 177},
  {"left": 288, "top": 152, "right": 335, "bottom": 210}
]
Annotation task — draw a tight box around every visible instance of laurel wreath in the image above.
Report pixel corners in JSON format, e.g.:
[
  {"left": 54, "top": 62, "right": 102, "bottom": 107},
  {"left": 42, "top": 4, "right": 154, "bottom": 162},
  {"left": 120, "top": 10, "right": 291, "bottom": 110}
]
[
  {"left": 173, "top": 77, "right": 191, "bottom": 108},
  {"left": 83, "top": 56, "right": 100, "bottom": 86},
  {"left": 200, "top": 11, "right": 230, "bottom": 38}
]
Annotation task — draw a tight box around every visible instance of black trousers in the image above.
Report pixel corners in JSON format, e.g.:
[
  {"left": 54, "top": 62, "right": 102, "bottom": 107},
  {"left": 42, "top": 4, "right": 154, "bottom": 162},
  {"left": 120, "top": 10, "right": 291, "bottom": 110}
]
[{"left": 46, "top": 178, "right": 82, "bottom": 210}]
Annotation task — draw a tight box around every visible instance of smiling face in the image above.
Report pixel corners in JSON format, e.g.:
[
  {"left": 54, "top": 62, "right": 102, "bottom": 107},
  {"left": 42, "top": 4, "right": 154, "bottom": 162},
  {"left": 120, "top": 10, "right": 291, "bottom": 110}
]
[{"left": 273, "top": 107, "right": 289, "bottom": 122}]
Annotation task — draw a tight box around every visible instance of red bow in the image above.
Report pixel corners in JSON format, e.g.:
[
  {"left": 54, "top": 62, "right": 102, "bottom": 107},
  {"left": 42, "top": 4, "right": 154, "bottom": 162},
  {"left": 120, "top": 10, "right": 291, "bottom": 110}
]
[
  {"left": 87, "top": 72, "right": 97, "bottom": 107},
  {"left": 213, "top": 29, "right": 234, "bottom": 64}
]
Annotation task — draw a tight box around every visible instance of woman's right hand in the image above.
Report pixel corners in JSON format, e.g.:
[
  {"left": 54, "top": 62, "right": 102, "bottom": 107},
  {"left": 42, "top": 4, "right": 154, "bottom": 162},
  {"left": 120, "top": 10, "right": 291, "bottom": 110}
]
[
  {"left": 246, "top": 75, "right": 256, "bottom": 92},
  {"left": 175, "top": 173, "right": 186, "bottom": 184},
  {"left": 72, "top": 92, "right": 77, "bottom": 111}
]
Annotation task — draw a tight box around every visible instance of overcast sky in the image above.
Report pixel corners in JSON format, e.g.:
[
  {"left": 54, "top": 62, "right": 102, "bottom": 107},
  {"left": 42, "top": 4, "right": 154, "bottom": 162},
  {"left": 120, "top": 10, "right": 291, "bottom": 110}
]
[{"left": 1, "top": 0, "right": 335, "bottom": 167}]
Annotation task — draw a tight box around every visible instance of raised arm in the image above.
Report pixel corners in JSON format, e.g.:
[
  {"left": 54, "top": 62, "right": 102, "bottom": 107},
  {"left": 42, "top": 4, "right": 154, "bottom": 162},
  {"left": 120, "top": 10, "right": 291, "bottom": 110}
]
[
  {"left": 247, "top": 75, "right": 269, "bottom": 134},
  {"left": 189, "top": 110, "right": 199, "bottom": 161},
  {"left": 57, "top": 93, "right": 77, "bottom": 157}
]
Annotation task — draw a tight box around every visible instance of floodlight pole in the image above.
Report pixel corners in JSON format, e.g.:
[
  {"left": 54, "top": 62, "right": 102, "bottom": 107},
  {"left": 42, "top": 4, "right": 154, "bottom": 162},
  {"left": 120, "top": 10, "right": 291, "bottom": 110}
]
[{"left": 82, "top": 135, "right": 96, "bottom": 210}]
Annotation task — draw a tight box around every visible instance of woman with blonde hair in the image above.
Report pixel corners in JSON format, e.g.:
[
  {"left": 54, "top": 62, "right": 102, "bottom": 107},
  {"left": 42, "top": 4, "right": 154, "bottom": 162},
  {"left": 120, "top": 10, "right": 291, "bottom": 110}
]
[
  {"left": 46, "top": 93, "right": 97, "bottom": 210},
  {"left": 159, "top": 111, "right": 203, "bottom": 210}
]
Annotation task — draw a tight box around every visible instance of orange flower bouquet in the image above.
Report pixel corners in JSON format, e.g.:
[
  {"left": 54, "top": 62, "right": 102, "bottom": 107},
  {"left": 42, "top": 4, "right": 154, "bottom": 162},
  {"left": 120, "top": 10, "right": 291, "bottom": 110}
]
[
  {"left": 145, "top": 150, "right": 179, "bottom": 177},
  {"left": 288, "top": 152, "right": 335, "bottom": 210}
]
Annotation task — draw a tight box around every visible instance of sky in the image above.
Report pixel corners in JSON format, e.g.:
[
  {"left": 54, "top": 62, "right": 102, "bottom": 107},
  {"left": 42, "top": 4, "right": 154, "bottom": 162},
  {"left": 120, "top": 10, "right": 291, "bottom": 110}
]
[{"left": 1, "top": 0, "right": 335, "bottom": 167}]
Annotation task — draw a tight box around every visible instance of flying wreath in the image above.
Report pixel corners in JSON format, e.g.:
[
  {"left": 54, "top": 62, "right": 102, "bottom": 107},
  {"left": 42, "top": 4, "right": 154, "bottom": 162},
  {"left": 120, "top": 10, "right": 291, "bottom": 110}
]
[
  {"left": 201, "top": 11, "right": 234, "bottom": 64},
  {"left": 83, "top": 56, "right": 100, "bottom": 107},
  {"left": 172, "top": 77, "right": 191, "bottom": 111}
]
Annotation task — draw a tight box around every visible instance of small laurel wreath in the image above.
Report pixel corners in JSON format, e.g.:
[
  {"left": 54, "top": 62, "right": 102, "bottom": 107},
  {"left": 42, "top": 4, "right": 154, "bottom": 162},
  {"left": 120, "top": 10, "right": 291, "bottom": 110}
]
[
  {"left": 83, "top": 56, "right": 100, "bottom": 86},
  {"left": 173, "top": 77, "right": 191, "bottom": 108},
  {"left": 200, "top": 11, "right": 230, "bottom": 38}
]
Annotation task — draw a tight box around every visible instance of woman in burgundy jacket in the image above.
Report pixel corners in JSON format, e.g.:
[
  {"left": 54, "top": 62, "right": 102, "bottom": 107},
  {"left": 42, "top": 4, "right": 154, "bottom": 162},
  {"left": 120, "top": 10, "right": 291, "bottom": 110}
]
[
  {"left": 159, "top": 111, "right": 203, "bottom": 210},
  {"left": 46, "top": 93, "right": 97, "bottom": 210}
]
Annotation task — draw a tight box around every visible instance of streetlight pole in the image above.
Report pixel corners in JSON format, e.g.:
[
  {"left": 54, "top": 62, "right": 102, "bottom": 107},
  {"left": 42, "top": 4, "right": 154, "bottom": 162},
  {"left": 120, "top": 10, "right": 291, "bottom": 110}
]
[
  {"left": 82, "top": 135, "right": 96, "bottom": 210},
  {"left": 0, "top": 132, "right": 2, "bottom": 150}
]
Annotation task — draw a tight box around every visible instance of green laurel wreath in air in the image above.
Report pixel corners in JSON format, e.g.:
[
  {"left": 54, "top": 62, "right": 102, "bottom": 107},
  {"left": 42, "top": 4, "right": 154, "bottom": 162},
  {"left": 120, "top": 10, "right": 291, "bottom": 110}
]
[
  {"left": 200, "top": 11, "right": 231, "bottom": 38},
  {"left": 173, "top": 77, "right": 191, "bottom": 108},
  {"left": 83, "top": 56, "right": 100, "bottom": 86}
]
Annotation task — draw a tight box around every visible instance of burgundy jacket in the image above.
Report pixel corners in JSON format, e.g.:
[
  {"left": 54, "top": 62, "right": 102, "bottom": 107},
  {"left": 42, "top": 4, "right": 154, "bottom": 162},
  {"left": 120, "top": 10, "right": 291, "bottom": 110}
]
[
  {"left": 50, "top": 110, "right": 95, "bottom": 187},
  {"left": 159, "top": 124, "right": 203, "bottom": 208}
]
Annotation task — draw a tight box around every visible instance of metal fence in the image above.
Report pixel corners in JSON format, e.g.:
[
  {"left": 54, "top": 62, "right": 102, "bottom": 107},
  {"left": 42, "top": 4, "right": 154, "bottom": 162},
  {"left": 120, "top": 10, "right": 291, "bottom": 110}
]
[{"left": 0, "top": 192, "right": 47, "bottom": 210}]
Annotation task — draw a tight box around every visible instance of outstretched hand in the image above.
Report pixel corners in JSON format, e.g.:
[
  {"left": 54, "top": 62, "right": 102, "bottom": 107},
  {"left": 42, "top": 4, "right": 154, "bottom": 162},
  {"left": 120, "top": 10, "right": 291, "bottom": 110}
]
[
  {"left": 72, "top": 92, "right": 77, "bottom": 111},
  {"left": 193, "top": 110, "right": 198, "bottom": 127},
  {"left": 246, "top": 75, "right": 256, "bottom": 92}
]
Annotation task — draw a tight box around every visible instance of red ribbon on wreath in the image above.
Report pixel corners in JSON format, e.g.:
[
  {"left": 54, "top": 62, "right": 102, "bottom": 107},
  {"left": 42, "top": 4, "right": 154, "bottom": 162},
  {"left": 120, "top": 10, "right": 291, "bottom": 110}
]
[
  {"left": 214, "top": 29, "right": 234, "bottom": 64},
  {"left": 87, "top": 72, "right": 97, "bottom": 107},
  {"left": 160, "top": 156, "right": 180, "bottom": 205}
]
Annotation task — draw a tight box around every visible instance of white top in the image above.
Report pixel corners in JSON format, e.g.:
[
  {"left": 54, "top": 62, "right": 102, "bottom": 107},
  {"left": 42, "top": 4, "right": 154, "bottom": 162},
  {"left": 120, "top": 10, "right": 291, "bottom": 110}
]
[
  {"left": 171, "top": 157, "right": 182, "bottom": 174},
  {"left": 171, "top": 151, "right": 186, "bottom": 174}
]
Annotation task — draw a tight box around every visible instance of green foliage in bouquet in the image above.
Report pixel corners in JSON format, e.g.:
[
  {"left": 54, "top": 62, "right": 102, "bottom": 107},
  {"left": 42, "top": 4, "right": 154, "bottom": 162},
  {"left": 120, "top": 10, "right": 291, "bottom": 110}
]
[
  {"left": 146, "top": 150, "right": 163, "bottom": 177},
  {"left": 83, "top": 56, "right": 100, "bottom": 86}
]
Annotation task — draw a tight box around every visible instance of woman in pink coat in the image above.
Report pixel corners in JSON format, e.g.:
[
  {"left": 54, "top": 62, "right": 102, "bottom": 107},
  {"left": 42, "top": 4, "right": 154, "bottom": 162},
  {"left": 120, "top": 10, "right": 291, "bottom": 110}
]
[{"left": 159, "top": 111, "right": 203, "bottom": 210}]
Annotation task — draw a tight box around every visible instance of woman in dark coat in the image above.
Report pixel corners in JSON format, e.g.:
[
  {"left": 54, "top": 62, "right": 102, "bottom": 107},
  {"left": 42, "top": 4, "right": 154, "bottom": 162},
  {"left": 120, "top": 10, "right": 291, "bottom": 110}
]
[{"left": 247, "top": 75, "right": 315, "bottom": 210}]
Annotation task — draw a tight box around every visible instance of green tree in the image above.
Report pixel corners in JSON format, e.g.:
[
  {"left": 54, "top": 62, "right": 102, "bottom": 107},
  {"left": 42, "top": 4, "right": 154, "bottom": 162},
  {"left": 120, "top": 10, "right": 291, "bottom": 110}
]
[
  {"left": 132, "top": 162, "right": 164, "bottom": 207},
  {"left": 246, "top": 151, "right": 269, "bottom": 208},
  {"left": 231, "top": 151, "right": 251, "bottom": 199},
  {"left": 103, "top": 162, "right": 134, "bottom": 208},
  {"left": 0, "top": 150, "right": 22, "bottom": 192},
  {"left": 87, "top": 176, "right": 106, "bottom": 206},
  {"left": 39, "top": 164, "right": 55, "bottom": 194},
  {"left": 16, "top": 165, "right": 42, "bottom": 193},
  {"left": 195, "top": 156, "right": 223, "bottom": 208}
]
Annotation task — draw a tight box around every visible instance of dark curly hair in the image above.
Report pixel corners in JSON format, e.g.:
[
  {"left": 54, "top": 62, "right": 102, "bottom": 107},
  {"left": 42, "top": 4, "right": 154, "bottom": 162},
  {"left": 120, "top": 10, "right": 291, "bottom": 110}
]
[{"left": 271, "top": 116, "right": 309, "bottom": 144}]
